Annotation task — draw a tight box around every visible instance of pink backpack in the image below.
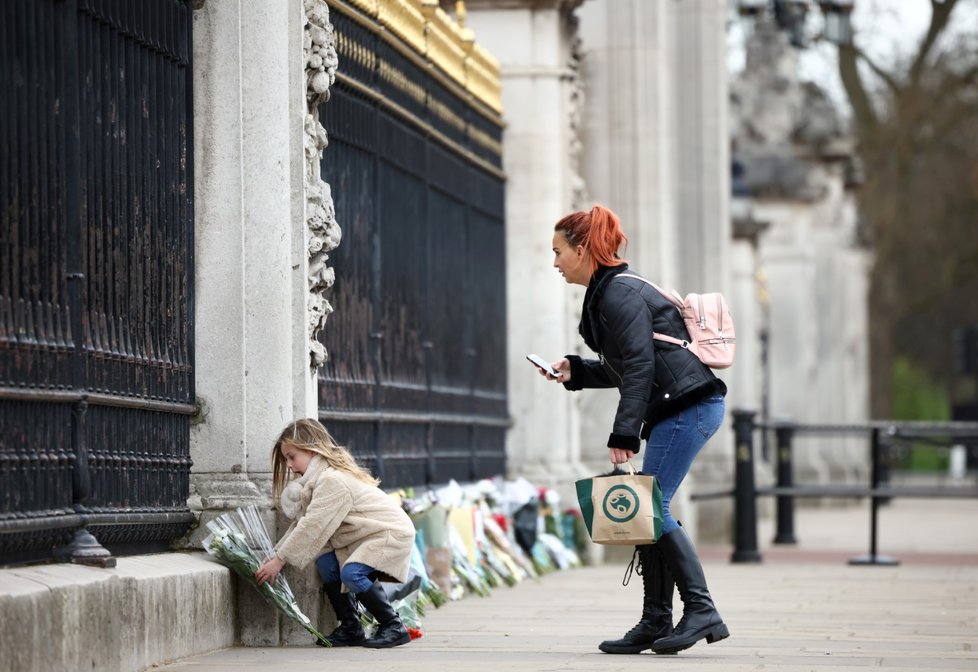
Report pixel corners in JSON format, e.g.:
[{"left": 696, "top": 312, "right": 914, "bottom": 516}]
[{"left": 619, "top": 275, "right": 736, "bottom": 370}]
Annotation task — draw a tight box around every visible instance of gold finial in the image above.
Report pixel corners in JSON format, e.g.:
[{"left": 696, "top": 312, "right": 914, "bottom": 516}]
[{"left": 457, "top": 0, "right": 475, "bottom": 49}]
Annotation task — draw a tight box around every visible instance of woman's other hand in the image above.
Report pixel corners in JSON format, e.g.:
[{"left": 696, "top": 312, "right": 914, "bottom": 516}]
[
  {"left": 551, "top": 358, "right": 571, "bottom": 383},
  {"left": 255, "top": 555, "right": 285, "bottom": 586},
  {"left": 609, "top": 448, "right": 633, "bottom": 465}
]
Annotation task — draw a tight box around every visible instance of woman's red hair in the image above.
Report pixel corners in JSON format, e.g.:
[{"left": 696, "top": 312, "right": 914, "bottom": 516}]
[{"left": 554, "top": 204, "right": 628, "bottom": 276}]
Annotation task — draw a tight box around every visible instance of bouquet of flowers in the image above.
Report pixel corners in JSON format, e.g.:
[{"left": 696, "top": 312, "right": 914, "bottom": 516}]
[
  {"left": 203, "top": 504, "right": 330, "bottom": 646},
  {"left": 448, "top": 526, "right": 491, "bottom": 597}
]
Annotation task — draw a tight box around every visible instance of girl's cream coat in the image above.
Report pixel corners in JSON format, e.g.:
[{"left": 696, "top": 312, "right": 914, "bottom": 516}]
[{"left": 275, "top": 466, "right": 415, "bottom": 583}]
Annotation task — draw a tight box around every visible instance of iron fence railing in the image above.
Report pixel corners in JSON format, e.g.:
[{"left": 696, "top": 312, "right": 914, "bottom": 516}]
[
  {"left": 0, "top": 0, "right": 195, "bottom": 566},
  {"left": 318, "top": 1, "right": 507, "bottom": 488}
]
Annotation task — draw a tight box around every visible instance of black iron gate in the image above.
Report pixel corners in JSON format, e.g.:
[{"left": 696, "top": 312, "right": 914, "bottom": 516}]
[
  {"left": 318, "top": 1, "right": 508, "bottom": 488},
  {"left": 0, "top": 0, "right": 195, "bottom": 565}
]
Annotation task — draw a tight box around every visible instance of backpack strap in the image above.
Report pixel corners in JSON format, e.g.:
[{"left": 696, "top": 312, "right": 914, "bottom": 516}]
[
  {"left": 617, "top": 274, "right": 683, "bottom": 309},
  {"left": 616, "top": 274, "right": 691, "bottom": 350}
]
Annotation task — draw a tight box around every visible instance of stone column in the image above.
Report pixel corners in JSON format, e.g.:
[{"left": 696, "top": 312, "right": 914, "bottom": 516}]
[
  {"left": 672, "top": 0, "right": 731, "bottom": 293},
  {"left": 577, "top": 0, "right": 677, "bottom": 282},
  {"left": 189, "top": 0, "right": 335, "bottom": 646},
  {"left": 466, "top": 0, "right": 587, "bottom": 491},
  {"left": 728, "top": 190, "right": 770, "bottom": 433},
  {"left": 670, "top": 0, "right": 734, "bottom": 541},
  {"left": 572, "top": 0, "right": 675, "bottom": 483},
  {"left": 573, "top": 0, "right": 733, "bottom": 541}
]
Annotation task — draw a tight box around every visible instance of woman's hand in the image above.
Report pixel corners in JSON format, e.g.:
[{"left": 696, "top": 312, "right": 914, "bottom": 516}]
[
  {"left": 550, "top": 358, "right": 571, "bottom": 383},
  {"left": 609, "top": 448, "right": 633, "bottom": 465},
  {"left": 255, "top": 555, "right": 285, "bottom": 586}
]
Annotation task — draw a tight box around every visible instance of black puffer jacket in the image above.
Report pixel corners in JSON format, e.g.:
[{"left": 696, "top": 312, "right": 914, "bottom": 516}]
[{"left": 564, "top": 264, "right": 726, "bottom": 454}]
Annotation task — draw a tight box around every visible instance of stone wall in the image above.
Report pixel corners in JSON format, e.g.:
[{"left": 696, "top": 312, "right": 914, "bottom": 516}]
[{"left": 0, "top": 555, "right": 234, "bottom": 672}]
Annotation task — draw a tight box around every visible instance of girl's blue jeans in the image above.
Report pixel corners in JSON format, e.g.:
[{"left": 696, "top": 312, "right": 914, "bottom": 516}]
[
  {"left": 315, "top": 552, "right": 375, "bottom": 594},
  {"left": 641, "top": 394, "right": 725, "bottom": 537}
]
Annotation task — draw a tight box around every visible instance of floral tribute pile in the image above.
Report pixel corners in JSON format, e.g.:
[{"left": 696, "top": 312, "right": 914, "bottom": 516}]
[{"left": 385, "top": 477, "right": 588, "bottom": 634}]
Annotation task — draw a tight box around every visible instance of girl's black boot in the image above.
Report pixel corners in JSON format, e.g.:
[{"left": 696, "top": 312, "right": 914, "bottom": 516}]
[
  {"left": 319, "top": 582, "right": 366, "bottom": 647},
  {"left": 651, "top": 527, "right": 729, "bottom": 654},
  {"left": 356, "top": 581, "right": 411, "bottom": 649},
  {"left": 599, "top": 544, "right": 674, "bottom": 654}
]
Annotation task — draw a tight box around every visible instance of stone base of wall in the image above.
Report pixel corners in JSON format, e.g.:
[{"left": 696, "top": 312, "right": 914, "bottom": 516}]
[{"left": 0, "top": 553, "right": 234, "bottom": 672}]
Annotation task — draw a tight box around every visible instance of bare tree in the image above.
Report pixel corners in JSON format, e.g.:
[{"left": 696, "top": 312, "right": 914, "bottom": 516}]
[{"left": 836, "top": 0, "right": 978, "bottom": 417}]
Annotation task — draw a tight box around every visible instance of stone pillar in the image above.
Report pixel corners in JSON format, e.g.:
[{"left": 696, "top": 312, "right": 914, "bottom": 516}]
[
  {"left": 729, "top": 201, "right": 769, "bottom": 438},
  {"left": 468, "top": 0, "right": 736, "bottom": 542},
  {"left": 671, "top": 0, "right": 734, "bottom": 541},
  {"left": 731, "top": 20, "right": 870, "bottom": 490},
  {"left": 726, "top": 213, "right": 776, "bottom": 530},
  {"left": 189, "top": 0, "right": 337, "bottom": 646},
  {"left": 573, "top": 0, "right": 733, "bottom": 541},
  {"left": 577, "top": 0, "right": 676, "bottom": 282},
  {"left": 672, "top": 0, "right": 731, "bottom": 293},
  {"left": 757, "top": 200, "right": 824, "bottom": 482},
  {"left": 805, "top": 170, "right": 869, "bottom": 483},
  {"left": 465, "top": 0, "right": 587, "bottom": 491},
  {"left": 572, "top": 0, "right": 674, "bottom": 483}
]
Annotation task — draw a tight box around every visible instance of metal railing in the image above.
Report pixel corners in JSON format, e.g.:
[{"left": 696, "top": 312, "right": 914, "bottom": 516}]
[
  {"left": 316, "top": 1, "right": 508, "bottom": 488},
  {"left": 695, "top": 409, "right": 978, "bottom": 565},
  {"left": 1, "top": 0, "right": 195, "bottom": 567}
]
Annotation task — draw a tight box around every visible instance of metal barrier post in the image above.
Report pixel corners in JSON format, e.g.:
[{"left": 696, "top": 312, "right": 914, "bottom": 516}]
[
  {"left": 54, "top": 400, "right": 115, "bottom": 567},
  {"left": 773, "top": 419, "right": 798, "bottom": 544},
  {"left": 732, "top": 409, "right": 762, "bottom": 563},
  {"left": 849, "top": 427, "right": 899, "bottom": 566}
]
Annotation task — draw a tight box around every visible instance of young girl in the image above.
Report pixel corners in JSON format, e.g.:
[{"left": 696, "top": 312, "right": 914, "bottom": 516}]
[{"left": 255, "top": 418, "right": 416, "bottom": 649}]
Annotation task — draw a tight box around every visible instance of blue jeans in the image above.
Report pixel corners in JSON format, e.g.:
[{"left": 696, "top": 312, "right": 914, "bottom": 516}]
[
  {"left": 642, "top": 394, "right": 725, "bottom": 537},
  {"left": 315, "top": 552, "right": 375, "bottom": 594}
]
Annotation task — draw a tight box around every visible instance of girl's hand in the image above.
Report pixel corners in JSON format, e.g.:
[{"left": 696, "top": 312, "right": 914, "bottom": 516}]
[
  {"left": 551, "top": 358, "right": 571, "bottom": 383},
  {"left": 255, "top": 555, "right": 285, "bottom": 586},
  {"left": 609, "top": 448, "right": 633, "bottom": 465}
]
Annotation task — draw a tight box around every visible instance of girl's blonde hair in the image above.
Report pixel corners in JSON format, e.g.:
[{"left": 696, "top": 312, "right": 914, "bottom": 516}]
[{"left": 271, "top": 418, "right": 379, "bottom": 498}]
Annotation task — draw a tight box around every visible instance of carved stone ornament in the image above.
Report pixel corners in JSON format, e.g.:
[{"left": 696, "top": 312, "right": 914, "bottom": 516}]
[
  {"left": 564, "top": 5, "right": 587, "bottom": 210},
  {"left": 303, "top": 0, "right": 341, "bottom": 369}
]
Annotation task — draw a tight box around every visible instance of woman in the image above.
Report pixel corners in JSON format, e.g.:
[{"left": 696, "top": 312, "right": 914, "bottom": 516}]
[{"left": 540, "top": 204, "right": 729, "bottom": 655}]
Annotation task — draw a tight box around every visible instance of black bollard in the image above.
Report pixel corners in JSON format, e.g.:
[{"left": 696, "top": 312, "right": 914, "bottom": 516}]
[
  {"left": 731, "top": 409, "right": 762, "bottom": 563},
  {"left": 773, "top": 420, "right": 798, "bottom": 544}
]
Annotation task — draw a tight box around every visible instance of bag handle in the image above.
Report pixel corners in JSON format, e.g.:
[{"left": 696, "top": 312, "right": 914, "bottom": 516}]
[{"left": 610, "top": 461, "right": 637, "bottom": 474}]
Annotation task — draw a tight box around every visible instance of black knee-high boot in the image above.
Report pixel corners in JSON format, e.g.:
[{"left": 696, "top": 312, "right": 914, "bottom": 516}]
[
  {"left": 651, "top": 527, "right": 729, "bottom": 654},
  {"left": 598, "top": 544, "right": 674, "bottom": 654},
  {"left": 355, "top": 581, "right": 411, "bottom": 649},
  {"left": 319, "top": 582, "right": 367, "bottom": 647}
]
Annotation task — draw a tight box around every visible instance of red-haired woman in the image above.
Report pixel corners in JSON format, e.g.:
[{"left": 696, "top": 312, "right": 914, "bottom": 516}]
[{"left": 540, "top": 204, "right": 729, "bottom": 655}]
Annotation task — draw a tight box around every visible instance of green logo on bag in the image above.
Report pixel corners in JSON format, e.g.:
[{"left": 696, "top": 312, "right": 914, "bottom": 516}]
[{"left": 602, "top": 485, "right": 639, "bottom": 523}]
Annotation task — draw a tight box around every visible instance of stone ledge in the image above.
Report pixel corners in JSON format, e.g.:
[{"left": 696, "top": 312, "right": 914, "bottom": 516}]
[{"left": 0, "top": 552, "right": 234, "bottom": 672}]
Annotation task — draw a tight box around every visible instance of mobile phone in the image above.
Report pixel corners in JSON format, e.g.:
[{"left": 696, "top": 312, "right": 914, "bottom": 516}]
[{"left": 526, "top": 354, "right": 558, "bottom": 378}]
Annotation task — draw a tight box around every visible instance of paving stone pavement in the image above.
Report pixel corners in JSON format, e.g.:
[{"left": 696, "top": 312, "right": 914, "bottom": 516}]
[{"left": 151, "top": 498, "right": 978, "bottom": 672}]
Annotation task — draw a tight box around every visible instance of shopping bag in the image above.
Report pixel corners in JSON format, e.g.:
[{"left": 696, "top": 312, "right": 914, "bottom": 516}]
[{"left": 574, "top": 464, "right": 662, "bottom": 545}]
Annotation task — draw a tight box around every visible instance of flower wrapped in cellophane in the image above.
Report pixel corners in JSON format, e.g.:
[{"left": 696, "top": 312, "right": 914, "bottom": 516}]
[{"left": 202, "top": 504, "right": 330, "bottom": 646}]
